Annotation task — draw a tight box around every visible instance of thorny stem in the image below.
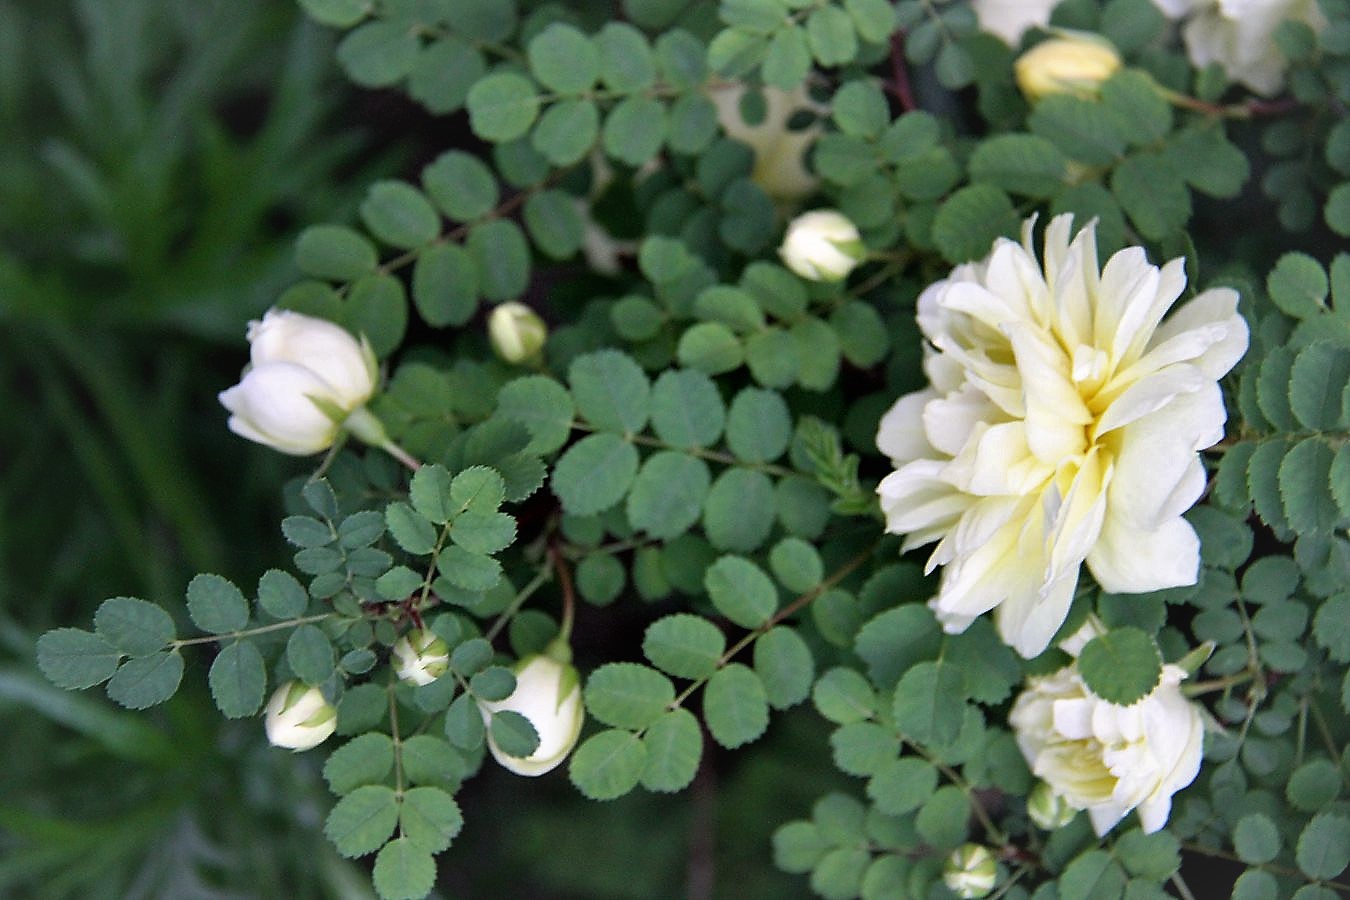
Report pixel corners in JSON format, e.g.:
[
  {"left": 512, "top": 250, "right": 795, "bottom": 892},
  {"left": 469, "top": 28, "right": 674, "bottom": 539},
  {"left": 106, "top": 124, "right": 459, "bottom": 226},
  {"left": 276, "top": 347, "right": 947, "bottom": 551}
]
[
  {"left": 171, "top": 613, "right": 336, "bottom": 647},
  {"left": 1160, "top": 87, "right": 1302, "bottom": 120},
  {"left": 1181, "top": 841, "right": 1350, "bottom": 891}
]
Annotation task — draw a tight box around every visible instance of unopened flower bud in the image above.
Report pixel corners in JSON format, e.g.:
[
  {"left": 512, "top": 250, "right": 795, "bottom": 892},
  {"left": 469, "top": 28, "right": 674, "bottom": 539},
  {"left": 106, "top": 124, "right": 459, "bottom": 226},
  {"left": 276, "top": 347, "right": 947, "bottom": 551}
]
[
  {"left": 943, "top": 844, "right": 999, "bottom": 899},
  {"left": 479, "top": 652, "right": 583, "bottom": 776},
  {"left": 264, "top": 681, "right": 336, "bottom": 751},
  {"left": 392, "top": 629, "right": 450, "bottom": 686},
  {"left": 488, "top": 302, "right": 548, "bottom": 365},
  {"left": 1027, "top": 781, "right": 1078, "bottom": 830},
  {"left": 779, "top": 210, "right": 865, "bottom": 282},
  {"left": 1015, "top": 34, "right": 1122, "bottom": 101}
]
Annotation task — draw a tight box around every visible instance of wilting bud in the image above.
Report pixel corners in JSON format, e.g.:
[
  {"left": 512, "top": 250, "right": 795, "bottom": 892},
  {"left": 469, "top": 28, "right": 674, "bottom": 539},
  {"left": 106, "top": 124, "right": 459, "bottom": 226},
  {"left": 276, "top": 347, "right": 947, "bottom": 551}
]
[
  {"left": 1027, "top": 781, "right": 1078, "bottom": 830},
  {"left": 479, "top": 651, "right": 584, "bottom": 776},
  {"left": 1015, "top": 34, "right": 1122, "bottom": 101},
  {"left": 779, "top": 210, "right": 865, "bottom": 282},
  {"left": 488, "top": 302, "right": 548, "bottom": 365},
  {"left": 219, "top": 308, "right": 381, "bottom": 455},
  {"left": 264, "top": 681, "right": 337, "bottom": 751},
  {"left": 391, "top": 629, "right": 450, "bottom": 686},
  {"left": 943, "top": 844, "right": 999, "bottom": 899}
]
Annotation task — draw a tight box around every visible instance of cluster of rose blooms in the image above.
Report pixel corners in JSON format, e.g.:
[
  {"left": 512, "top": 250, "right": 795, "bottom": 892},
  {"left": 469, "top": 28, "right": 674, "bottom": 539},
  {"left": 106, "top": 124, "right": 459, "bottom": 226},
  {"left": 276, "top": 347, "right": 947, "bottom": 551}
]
[{"left": 211, "top": 1, "right": 1332, "bottom": 892}]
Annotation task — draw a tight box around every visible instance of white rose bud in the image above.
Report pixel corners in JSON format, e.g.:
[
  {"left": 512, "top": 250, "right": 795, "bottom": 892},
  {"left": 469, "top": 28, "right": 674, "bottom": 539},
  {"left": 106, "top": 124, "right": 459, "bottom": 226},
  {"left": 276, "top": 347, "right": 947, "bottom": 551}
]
[
  {"left": 1015, "top": 34, "right": 1123, "bottom": 101},
  {"left": 1010, "top": 662, "right": 1204, "bottom": 835},
  {"left": 487, "top": 302, "right": 548, "bottom": 365},
  {"left": 943, "top": 844, "right": 999, "bottom": 899},
  {"left": 1027, "top": 781, "right": 1078, "bottom": 830},
  {"left": 219, "top": 309, "right": 380, "bottom": 455},
  {"left": 264, "top": 681, "right": 337, "bottom": 751},
  {"left": 479, "top": 651, "right": 584, "bottom": 777},
  {"left": 391, "top": 629, "right": 450, "bottom": 686},
  {"left": 779, "top": 210, "right": 865, "bottom": 282}
]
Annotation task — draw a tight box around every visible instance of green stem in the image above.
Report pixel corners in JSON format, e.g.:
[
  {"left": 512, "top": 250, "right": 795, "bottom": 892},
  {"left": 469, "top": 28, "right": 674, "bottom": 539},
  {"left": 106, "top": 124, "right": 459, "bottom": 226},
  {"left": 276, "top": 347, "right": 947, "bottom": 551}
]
[
  {"left": 171, "top": 613, "right": 335, "bottom": 647},
  {"left": 485, "top": 562, "right": 554, "bottom": 643}
]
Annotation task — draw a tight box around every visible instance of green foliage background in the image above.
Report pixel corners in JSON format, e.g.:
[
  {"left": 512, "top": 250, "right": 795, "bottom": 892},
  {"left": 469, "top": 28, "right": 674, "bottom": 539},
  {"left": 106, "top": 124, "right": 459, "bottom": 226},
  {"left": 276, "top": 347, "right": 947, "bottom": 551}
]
[{"left": 5, "top": 0, "right": 1350, "bottom": 898}]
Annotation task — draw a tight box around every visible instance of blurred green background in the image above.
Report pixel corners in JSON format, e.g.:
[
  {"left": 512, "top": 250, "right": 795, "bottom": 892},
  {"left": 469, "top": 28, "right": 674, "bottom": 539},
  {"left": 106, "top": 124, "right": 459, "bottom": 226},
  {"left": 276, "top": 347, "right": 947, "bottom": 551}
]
[{"left": 0, "top": 2, "right": 830, "bottom": 896}]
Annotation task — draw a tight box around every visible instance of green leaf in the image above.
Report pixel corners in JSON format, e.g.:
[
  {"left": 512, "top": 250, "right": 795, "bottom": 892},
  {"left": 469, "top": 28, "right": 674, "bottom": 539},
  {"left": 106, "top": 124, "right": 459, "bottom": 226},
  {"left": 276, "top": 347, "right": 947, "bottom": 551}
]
[
  {"left": 932, "top": 184, "right": 1019, "bottom": 263},
  {"left": 627, "top": 451, "right": 712, "bottom": 540},
  {"left": 105, "top": 651, "right": 184, "bottom": 710},
  {"left": 336, "top": 21, "right": 417, "bottom": 88},
  {"left": 288, "top": 624, "right": 336, "bottom": 685},
  {"left": 528, "top": 24, "right": 598, "bottom": 94},
  {"left": 408, "top": 37, "right": 484, "bottom": 115},
  {"left": 450, "top": 510, "right": 516, "bottom": 555},
  {"left": 725, "top": 387, "right": 791, "bottom": 463},
  {"left": 829, "top": 302, "right": 889, "bottom": 368},
  {"left": 470, "top": 666, "right": 516, "bottom": 702},
  {"left": 208, "top": 641, "right": 266, "bottom": 719},
  {"left": 1287, "top": 758, "right": 1343, "bottom": 812},
  {"left": 338, "top": 510, "right": 385, "bottom": 549},
  {"left": 296, "top": 225, "right": 379, "bottom": 282},
  {"left": 650, "top": 369, "right": 725, "bottom": 449},
  {"left": 703, "top": 468, "right": 776, "bottom": 552},
  {"left": 806, "top": 5, "right": 857, "bottom": 66},
  {"left": 1078, "top": 627, "right": 1162, "bottom": 705},
  {"left": 667, "top": 93, "right": 719, "bottom": 155},
  {"left": 344, "top": 273, "right": 407, "bottom": 358},
  {"left": 744, "top": 328, "right": 799, "bottom": 388},
  {"left": 384, "top": 503, "right": 438, "bottom": 557},
  {"left": 1279, "top": 437, "right": 1343, "bottom": 535},
  {"left": 401, "top": 735, "right": 466, "bottom": 787},
  {"left": 891, "top": 660, "right": 965, "bottom": 745},
  {"left": 409, "top": 464, "right": 455, "bottom": 524},
  {"left": 604, "top": 96, "right": 667, "bottom": 166},
  {"left": 337, "top": 684, "right": 387, "bottom": 735},
  {"left": 1115, "top": 829, "right": 1180, "bottom": 880},
  {"left": 762, "top": 25, "right": 811, "bottom": 89},
  {"left": 769, "top": 537, "right": 823, "bottom": 593},
  {"left": 968, "top": 134, "right": 1068, "bottom": 199},
  {"left": 1290, "top": 342, "right": 1350, "bottom": 429},
  {"left": 854, "top": 605, "right": 941, "bottom": 689},
  {"left": 37, "top": 628, "right": 120, "bottom": 690},
  {"left": 412, "top": 243, "right": 478, "bottom": 327},
  {"left": 705, "top": 555, "right": 778, "bottom": 629},
  {"left": 436, "top": 545, "right": 503, "bottom": 592},
  {"left": 1312, "top": 592, "right": 1350, "bottom": 662},
  {"left": 1028, "top": 94, "right": 1126, "bottom": 166},
  {"left": 298, "top": 0, "right": 369, "bottom": 28},
  {"left": 754, "top": 626, "right": 814, "bottom": 709},
  {"left": 773, "top": 821, "right": 828, "bottom": 874},
  {"left": 552, "top": 433, "right": 640, "bottom": 515},
  {"left": 569, "top": 349, "right": 651, "bottom": 434},
  {"left": 422, "top": 149, "right": 499, "bottom": 222},
  {"left": 832, "top": 80, "right": 890, "bottom": 140},
  {"left": 597, "top": 22, "right": 656, "bottom": 91},
  {"left": 707, "top": 28, "right": 769, "bottom": 78},
  {"left": 496, "top": 376, "right": 575, "bottom": 455},
  {"left": 257, "top": 569, "right": 308, "bottom": 620},
  {"left": 643, "top": 614, "right": 726, "bottom": 680},
  {"left": 915, "top": 785, "right": 970, "bottom": 850},
  {"left": 1100, "top": 70, "right": 1172, "bottom": 147},
  {"left": 584, "top": 662, "right": 675, "bottom": 730},
  {"left": 1297, "top": 812, "right": 1350, "bottom": 879},
  {"left": 186, "top": 573, "right": 250, "bottom": 635},
  {"left": 94, "top": 597, "right": 175, "bottom": 657},
  {"left": 1112, "top": 152, "right": 1191, "bottom": 240},
  {"left": 570, "top": 729, "right": 648, "bottom": 800},
  {"left": 532, "top": 99, "right": 600, "bottom": 166},
  {"left": 324, "top": 733, "right": 396, "bottom": 795},
  {"left": 1059, "top": 850, "right": 1128, "bottom": 900},
  {"left": 678, "top": 321, "right": 745, "bottom": 374},
  {"left": 830, "top": 721, "right": 899, "bottom": 776},
  {"left": 524, "top": 189, "right": 586, "bottom": 259},
  {"left": 845, "top": 0, "right": 895, "bottom": 42},
  {"left": 1256, "top": 346, "right": 1297, "bottom": 431},
  {"left": 467, "top": 72, "right": 541, "bottom": 143},
  {"left": 444, "top": 693, "right": 485, "bottom": 749},
  {"left": 641, "top": 707, "right": 702, "bottom": 792},
  {"left": 1269, "top": 252, "right": 1329, "bottom": 318},
  {"left": 791, "top": 318, "right": 842, "bottom": 391},
  {"left": 490, "top": 709, "right": 540, "bottom": 758},
  {"left": 466, "top": 219, "right": 530, "bottom": 301},
  {"left": 1232, "top": 870, "right": 1279, "bottom": 900},
  {"left": 1250, "top": 437, "right": 1295, "bottom": 536},
  {"left": 867, "top": 757, "right": 937, "bottom": 816},
  {"left": 812, "top": 667, "right": 875, "bottom": 724},
  {"left": 360, "top": 181, "right": 440, "bottom": 249},
  {"left": 704, "top": 663, "right": 770, "bottom": 748},
  {"left": 1166, "top": 125, "right": 1249, "bottom": 199},
  {"left": 399, "top": 786, "right": 463, "bottom": 853},
  {"left": 372, "top": 837, "right": 436, "bottom": 900}
]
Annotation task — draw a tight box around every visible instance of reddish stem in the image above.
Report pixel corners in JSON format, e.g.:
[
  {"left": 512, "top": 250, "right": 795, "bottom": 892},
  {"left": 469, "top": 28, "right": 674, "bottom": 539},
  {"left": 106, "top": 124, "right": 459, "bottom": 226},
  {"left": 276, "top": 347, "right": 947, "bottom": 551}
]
[{"left": 888, "top": 31, "right": 918, "bottom": 111}]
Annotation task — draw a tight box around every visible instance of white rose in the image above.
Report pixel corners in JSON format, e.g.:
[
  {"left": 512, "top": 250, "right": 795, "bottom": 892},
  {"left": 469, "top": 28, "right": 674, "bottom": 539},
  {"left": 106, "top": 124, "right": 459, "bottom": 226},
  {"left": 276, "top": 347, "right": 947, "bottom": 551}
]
[
  {"left": 876, "top": 214, "right": 1248, "bottom": 657},
  {"left": 488, "top": 302, "right": 548, "bottom": 365},
  {"left": 391, "top": 629, "right": 450, "bottom": 687},
  {"left": 943, "top": 844, "right": 999, "bottom": 898},
  {"left": 264, "top": 681, "right": 337, "bottom": 751},
  {"left": 711, "top": 83, "right": 822, "bottom": 203},
  {"left": 219, "top": 308, "right": 379, "bottom": 455},
  {"left": 1153, "top": 0, "right": 1327, "bottom": 95},
  {"left": 779, "top": 210, "right": 865, "bottom": 282},
  {"left": 479, "top": 653, "right": 584, "bottom": 777},
  {"left": 1010, "top": 662, "right": 1205, "bottom": 835},
  {"left": 1015, "top": 34, "right": 1123, "bottom": 101},
  {"left": 972, "top": 0, "right": 1064, "bottom": 45}
]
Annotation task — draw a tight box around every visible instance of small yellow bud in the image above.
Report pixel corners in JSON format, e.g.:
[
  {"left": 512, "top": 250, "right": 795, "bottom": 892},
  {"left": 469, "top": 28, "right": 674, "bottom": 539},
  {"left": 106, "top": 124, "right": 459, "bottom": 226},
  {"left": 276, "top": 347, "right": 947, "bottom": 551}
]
[
  {"left": 488, "top": 302, "right": 548, "bottom": 365},
  {"left": 1014, "top": 34, "right": 1122, "bottom": 101},
  {"left": 943, "top": 844, "right": 999, "bottom": 899}
]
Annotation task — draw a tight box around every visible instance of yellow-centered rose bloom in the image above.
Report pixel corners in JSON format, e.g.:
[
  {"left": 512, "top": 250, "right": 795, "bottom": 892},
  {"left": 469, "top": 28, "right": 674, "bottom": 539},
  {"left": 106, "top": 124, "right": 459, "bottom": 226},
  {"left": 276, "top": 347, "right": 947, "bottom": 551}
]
[{"left": 876, "top": 215, "right": 1248, "bottom": 658}]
